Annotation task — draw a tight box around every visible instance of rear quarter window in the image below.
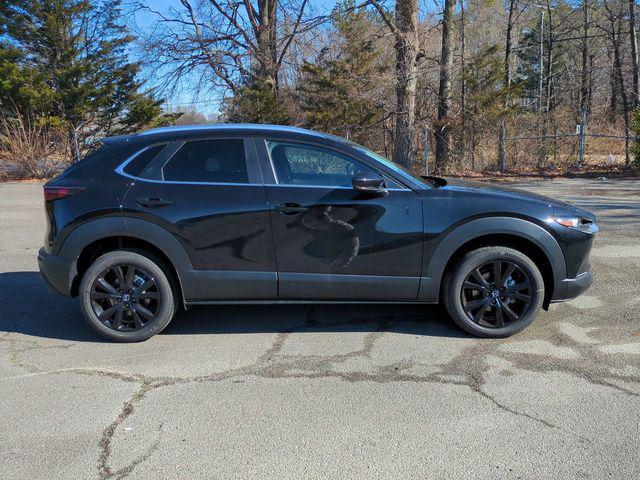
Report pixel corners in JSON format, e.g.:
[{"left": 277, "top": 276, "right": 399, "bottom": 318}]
[{"left": 122, "top": 144, "right": 167, "bottom": 177}]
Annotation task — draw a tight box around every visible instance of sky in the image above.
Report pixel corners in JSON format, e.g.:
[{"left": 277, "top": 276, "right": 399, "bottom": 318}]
[{"left": 131, "top": 0, "right": 342, "bottom": 116}]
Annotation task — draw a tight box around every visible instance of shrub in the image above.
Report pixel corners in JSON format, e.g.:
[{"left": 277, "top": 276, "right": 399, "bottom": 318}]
[{"left": 0, "top": 114, "right": 67, "bottom": 180}]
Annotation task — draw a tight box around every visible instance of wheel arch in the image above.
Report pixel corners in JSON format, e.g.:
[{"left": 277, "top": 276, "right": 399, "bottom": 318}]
[
  {"left": 419, "top": 216, "right": 566, "bottom": 307},
  {"left": 59, "top": 217, "right": 192, "bottom": 300}
]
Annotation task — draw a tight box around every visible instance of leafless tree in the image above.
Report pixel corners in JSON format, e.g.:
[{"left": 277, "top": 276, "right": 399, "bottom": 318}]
[
  {"left": 628, "top": 0, "right": 639, "bottom": 107},
  {"left": 434, "top": 0, "right": 455, "bottom": 172},
  {"left": 134, "top": 0, "right": 316, "bottom": 97},
  {"left": 371, "top": 0, "right": 420, "bottom": 168},
  {"left": 598, "top": 0, "right": 632, "bottom": 164},
  {"left": 497, "top": 0, "right": 519, "bottom": 172}
]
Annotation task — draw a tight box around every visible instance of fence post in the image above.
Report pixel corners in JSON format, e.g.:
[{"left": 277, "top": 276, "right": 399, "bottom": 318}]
[
  {"left": 498, "top": 118, "right": 506, "bottom": 172},
  {"left": 578, "top": 107, "right": 587, "bottom": 167},
  {"left": 424, "top": 128, "right": 430, "bottom": 175}
]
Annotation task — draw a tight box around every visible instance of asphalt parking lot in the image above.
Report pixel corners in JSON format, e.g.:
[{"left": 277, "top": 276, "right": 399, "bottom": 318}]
[{"left": 1, "top": 178, "right": 639, "bottom": 479}]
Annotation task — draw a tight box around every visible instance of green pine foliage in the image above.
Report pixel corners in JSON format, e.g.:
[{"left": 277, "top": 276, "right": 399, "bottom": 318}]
[
  {"left": 514, "top": 2, "right": 572, "bottom": 111},
  {"left": 464, "top": 45, "right": 519, "bottom": 120},
  {"left": 224, "top": 77, "right": 291, "bottom": 125},
  {"left": 632, "top": 106, "right": 640, "bottom": 166},
  {"left": 0, "top": 0, "right": 169, "bottom": 159},
  {"left": 296, "top": 1, "right": 388, "bottom": 144}
]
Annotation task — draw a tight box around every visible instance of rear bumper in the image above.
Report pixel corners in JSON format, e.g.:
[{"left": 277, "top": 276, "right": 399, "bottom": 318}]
[
  {"left": 38, "top": 247, "right": 74, "bottom": 296},
  {"left": 551, "top": 271, "right": 593, "bottom": 303}
]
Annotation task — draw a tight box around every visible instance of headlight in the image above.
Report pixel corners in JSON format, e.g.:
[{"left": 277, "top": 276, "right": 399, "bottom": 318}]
[
  {"left": 551, "top": 215, "right": 597, "bottom": 234},
  {"left": 552, "top": 216, "right": 580, "bottom": 228}
]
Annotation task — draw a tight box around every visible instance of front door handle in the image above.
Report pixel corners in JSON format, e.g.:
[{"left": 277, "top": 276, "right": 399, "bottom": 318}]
[
  {"left": 275, "top": 203, "right": 308, "bottom": 215},
  {"left": 136, "top": 197, "right": 173, "bottom": 208}
]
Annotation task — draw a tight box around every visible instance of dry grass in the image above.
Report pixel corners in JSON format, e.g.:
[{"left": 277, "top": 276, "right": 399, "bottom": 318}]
[{"left": 0, "top": 114, "right": 68, "bottom": 180}]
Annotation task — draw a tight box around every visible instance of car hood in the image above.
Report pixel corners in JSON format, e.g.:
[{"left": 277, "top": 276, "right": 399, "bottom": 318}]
[{"left": 440, "top": 178, "right": 595, "bottom": 220}]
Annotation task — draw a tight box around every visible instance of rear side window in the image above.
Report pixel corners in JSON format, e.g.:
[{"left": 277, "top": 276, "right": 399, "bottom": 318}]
[
  {"left": 162, "top": 139, "right": 248, "bottom": 183},
  {"left": 123, "top": 144, "right": 167, "bottom": 177}
]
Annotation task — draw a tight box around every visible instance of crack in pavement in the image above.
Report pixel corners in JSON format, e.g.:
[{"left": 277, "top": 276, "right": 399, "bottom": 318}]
[
  {"left": 2, "top": 306, "right": 640, "bottom": 477},
  {"left": 0, "top": 334, "right": 80, "bottom": 373},
  {"left": 98, "top": 382, "right": 164, "bottom": 480}
]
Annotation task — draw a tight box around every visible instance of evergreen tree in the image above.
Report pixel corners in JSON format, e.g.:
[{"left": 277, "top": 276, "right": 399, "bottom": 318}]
[
  {"left": 297, "top": 1, "right": 388, "bottom": 144},
  {"left": 224, "top": 77, "right": 291, "bottom": 125},
  {"left": 632, "top": 105, "right": 640, "bottom": 165},
  {"left": 0, "top": 0, "right": 168, "bottom": 160},
  {"left": 514, "top": 3, "right": 571, "bottom": 112},
  {"left": 464, "top": 45, "right": 511, "bottom": 121}
]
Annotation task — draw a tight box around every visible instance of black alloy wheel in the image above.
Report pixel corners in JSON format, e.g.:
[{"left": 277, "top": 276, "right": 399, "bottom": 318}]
[
  {"left": 80, "top": 250, "right": 177, "bottom": 342},
  {"left": 443, "top": 246, "right": 544, "bottom": 338},
  {"left": 461, "top": 260, "right": 532, "bottom": 328},
  {"left": 90, "top": 264, "right": 161, "bottom": 331}
]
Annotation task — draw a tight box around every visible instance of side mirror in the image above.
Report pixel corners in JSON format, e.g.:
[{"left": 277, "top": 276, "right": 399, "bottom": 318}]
[{"left": 352, "top": 171, "right": 387, "bottom": 196}]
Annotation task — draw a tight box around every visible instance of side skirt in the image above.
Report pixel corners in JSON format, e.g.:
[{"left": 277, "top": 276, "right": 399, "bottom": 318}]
[{"left": 185, "top": 299, "right": 440, "bottom": 307}]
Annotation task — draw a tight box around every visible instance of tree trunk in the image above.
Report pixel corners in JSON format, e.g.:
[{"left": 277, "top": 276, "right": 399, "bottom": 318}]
[
  {"left": 68, "top": 127, "right": 81, "bottom": 163},
  {"left": 536, "top": 8, "right": 545, "bottom": 166},
  {"left": 608, "top": 45, "right": 618, "bottom": 122},
  {"left": 255, "top": 0, "right": 279, "bottom": 92},
  {"left": 538, "top": 3, "right": 554, "bottom": 169},
  {"left": 613, "top": 13, "right": 631, "bottom": 164},
  {"left": 434, "top": 0, "right": 456, "bottom": 172},
  {"left": 577, "top": 0, "right": 589, "bottom": 168},
  {"left": 459, "top": 0, "right": 467, "bottom": 165},
  {"left": 628, "top": 0, "right": 639, "bottom": 107},
  {"left": 498, "top": 0, "right": 517, "bottom": 172},
  {"left": 392, "top": 0, "right": 419, "bottom": 169}
]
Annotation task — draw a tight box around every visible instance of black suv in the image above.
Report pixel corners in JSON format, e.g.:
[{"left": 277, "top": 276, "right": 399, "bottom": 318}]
[{"left": 38, "top": 124, "right": 597, "bottom": 342}]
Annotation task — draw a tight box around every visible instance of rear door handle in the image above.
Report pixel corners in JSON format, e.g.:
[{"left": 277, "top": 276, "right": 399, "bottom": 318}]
[
  {"left": 275, "top": 203, "right": 308, "bottom": 215},
  {"left": 136, "top": 197, "right": 173, "bottom": 208}
]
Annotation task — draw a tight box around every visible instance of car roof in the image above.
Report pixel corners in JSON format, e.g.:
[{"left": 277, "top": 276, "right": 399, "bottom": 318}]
[
  {"left": 139, "top": 123, "right": 317, "bottom": 137},
  {"left": 102, "top": 124, "right": 351, "bottom": 148}
]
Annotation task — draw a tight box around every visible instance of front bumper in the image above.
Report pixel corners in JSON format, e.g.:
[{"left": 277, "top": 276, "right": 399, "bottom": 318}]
[
  {"left": 38, "top": 247, "right": 74, "bottom": 296},
  {"left": 550, "top": 270, "right": 593, "bottom": 303}
]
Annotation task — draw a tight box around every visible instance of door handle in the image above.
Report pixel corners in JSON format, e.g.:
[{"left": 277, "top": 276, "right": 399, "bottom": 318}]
[
  {"left": 275, "top": 203, "right": 308, "bottom": 215},
  {"left": 136, "top": 197, "right": 173, "bottom": 208}
]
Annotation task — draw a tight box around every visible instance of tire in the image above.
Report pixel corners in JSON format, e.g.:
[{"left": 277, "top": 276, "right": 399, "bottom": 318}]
[
  {"left": 79, "top": 250, "right": 177, "bottom": 342},
  {"left": 443, "top": 246, "right": 544, "bottom": 338}
]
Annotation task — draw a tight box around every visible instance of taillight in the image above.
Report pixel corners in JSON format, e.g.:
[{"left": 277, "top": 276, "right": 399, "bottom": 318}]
[{"left": 43, "top": 186, "right": 85, "bottom": 202}]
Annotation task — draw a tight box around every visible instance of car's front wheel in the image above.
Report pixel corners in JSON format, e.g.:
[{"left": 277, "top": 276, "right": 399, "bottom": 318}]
[
  {"left": 443, "top": 246, "right": 545, "bottom": 338},
  {"left": 79, "top": 250, "right": 177, "bottom": 342}
]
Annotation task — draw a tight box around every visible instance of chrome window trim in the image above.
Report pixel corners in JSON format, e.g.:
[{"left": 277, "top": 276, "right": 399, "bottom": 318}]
[
  {"left": 116, "top": 143, "right": 410, "bottom": 191},
  {"left": 115, "top": 146, "right": 263, "bottom": 187},
  {"left": 263, "top": 184, "right": 409, "bottom": 191},
  {"left": 116, "top": 139, "right": 260, "bottom": 186},
  {"left": 115, "top": 145, "right": 155, "bottom": 180}
]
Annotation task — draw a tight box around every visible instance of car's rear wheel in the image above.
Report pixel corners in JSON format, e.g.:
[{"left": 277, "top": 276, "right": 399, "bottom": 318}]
[
  {"left": 79, "top": 250, "right": 177, "bottom": 342},
  {"left": 443, "top": 246, "right": 544, "bottom": 338}
]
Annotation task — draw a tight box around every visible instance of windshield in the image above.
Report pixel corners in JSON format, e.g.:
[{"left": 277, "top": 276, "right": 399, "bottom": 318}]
[{"left": 350, "top": 144, "right": 429, "bottom": 187}]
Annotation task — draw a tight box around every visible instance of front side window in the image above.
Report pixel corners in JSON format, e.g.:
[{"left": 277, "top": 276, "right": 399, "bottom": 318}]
[
  {"left": 267, "top": 141, "right": 393, "bottom": 187},
  {"left": 163, "top": 139, "right": 248, "bottom": 183}
]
